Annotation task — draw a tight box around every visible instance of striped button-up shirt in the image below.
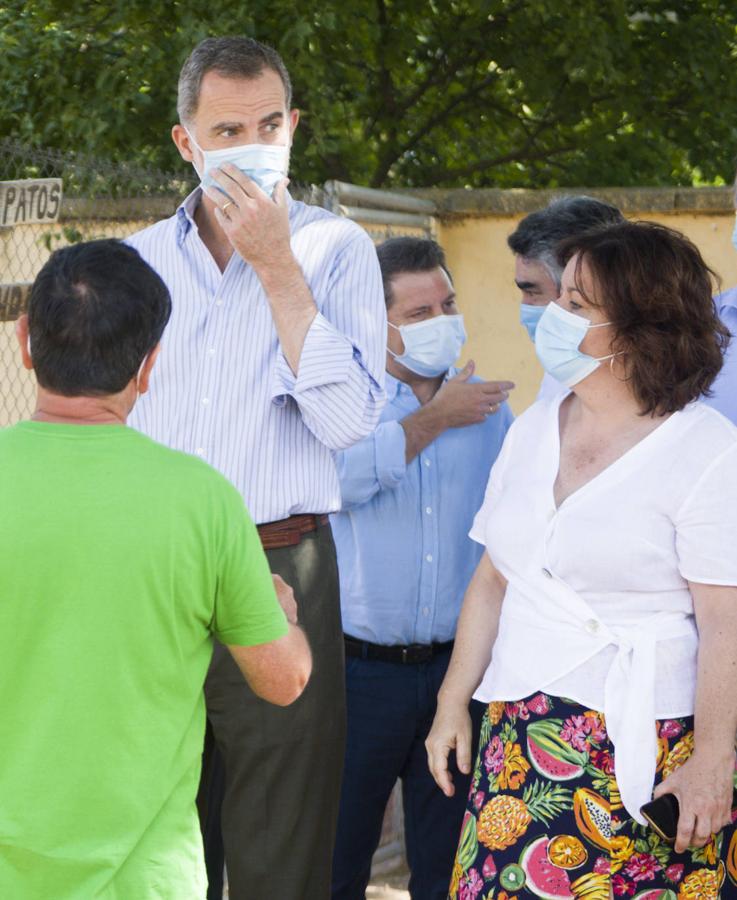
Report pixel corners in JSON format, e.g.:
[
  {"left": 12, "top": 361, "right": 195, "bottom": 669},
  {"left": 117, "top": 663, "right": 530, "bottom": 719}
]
[{"left": 127, "top": 189, "right": 387, "bottom": 523}]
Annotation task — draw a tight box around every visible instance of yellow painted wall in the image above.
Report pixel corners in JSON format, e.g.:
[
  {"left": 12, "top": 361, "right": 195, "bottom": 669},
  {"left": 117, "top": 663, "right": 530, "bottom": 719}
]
[
  {"left": 2, "top": 205, "right": 736, "bottom": 423},
  {"left": 438, "top": 212, "right": 737, "bottom": 414}
]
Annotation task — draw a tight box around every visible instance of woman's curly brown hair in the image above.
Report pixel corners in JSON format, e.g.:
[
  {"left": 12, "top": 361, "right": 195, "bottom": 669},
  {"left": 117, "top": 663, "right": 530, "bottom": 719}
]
[{"left": 557, "top": 221, "right": 730, "bottom": 415}]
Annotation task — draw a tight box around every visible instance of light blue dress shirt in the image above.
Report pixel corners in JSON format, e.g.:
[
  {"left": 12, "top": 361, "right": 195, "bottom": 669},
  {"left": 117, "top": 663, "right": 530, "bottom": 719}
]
[
  {"left": 705, "top": 287, "right": 737, "bottom": 425},
  {"left": 127, "top": 189, "right": 387, "bottom": 523},
  {"left": 331, "top": 370, "right": 513, "bottom": 646}
]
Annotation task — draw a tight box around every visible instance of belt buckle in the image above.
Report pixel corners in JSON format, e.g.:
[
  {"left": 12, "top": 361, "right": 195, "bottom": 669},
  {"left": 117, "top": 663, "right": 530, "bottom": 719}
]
[{"left": 403, "top": 644, "right": 432, "bottom": 664}]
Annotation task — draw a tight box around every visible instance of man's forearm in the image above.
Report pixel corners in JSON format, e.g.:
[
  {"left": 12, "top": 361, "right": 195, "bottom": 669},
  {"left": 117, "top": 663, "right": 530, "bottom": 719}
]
[
  {"left": 257, "top": 256, "right": 317, "bottom": 374},
  {"left": 400, "top": 404, "right": 448, "bottom": 463}
]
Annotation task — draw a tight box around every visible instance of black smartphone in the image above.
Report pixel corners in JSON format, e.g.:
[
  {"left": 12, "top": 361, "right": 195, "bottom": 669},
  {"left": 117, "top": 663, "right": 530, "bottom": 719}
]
[{"left": 640, "top": 793, "right": 679, "bottom": 843}]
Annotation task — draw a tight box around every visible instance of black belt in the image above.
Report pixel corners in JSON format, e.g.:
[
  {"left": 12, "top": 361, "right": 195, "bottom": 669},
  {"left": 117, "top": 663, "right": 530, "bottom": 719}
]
[{"left": 344, "top": 635, "right": 454, "bottom": 665}]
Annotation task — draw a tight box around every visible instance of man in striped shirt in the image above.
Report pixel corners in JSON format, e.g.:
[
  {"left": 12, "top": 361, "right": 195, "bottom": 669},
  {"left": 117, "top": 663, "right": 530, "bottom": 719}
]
[{"left": 127, "top": 36, "right": 387, "bottom": 900}]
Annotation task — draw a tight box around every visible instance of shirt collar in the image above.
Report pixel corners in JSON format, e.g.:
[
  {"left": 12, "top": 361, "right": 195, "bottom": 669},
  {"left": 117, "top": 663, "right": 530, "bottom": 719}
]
[
  {"left": 386, "top": 366, "right": 458, "bottom": 402},
  {"left": 175, "top": 187, "right": 298, "bottom": 248},
  {"left": 175, "top": 187, "right": 201, "bottom": 246}
]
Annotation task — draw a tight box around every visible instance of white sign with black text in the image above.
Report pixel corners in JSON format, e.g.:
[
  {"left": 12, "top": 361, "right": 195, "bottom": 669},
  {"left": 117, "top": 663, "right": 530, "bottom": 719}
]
[{"left": 0, "top": 179, "right": 63, "bottom": 226}]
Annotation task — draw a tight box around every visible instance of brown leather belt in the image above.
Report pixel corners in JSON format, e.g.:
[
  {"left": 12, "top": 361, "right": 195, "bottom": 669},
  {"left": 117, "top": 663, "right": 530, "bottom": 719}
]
[{"left": 257, "top": 513, "right": 329, "bottom": 551}]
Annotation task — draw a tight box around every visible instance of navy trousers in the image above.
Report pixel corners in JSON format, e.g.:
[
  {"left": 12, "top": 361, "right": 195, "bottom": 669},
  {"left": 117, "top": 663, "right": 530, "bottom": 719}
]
[{"left": 331, "top": 647, "right": 484, "bottom": 900}]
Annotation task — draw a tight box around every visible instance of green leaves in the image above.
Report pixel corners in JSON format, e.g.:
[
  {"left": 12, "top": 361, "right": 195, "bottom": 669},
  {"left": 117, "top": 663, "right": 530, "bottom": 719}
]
[{"left": 3, "top": 0, "right": 737, "bottom": 189}]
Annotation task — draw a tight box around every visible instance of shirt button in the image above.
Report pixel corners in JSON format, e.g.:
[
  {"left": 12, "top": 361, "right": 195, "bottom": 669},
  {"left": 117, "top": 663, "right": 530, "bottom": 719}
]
[
  {"left": 215, "top": 299, "right": 223, "bottom": 307},
  {"left": 422, "top": 606, "right": 430, "bottom": 616},
  {"left": 585, "top": 619, "right": 600, "bottom": 635},
  {"left": 425, "top": 506, "right": 432, "bottom": 515},
  {"left": 424, "top": 459, "right": 431, "bottom": 467},
  {"left": 208, "top": 347, "right": 216, "bottom": 355},
  {"left": 425, "top": 554, "right": 433, "bottom": 563},
  {"left": 202, "top": 397, "right": 209, "bottom": 406},
  {"left": 542, "top": 567, "right": 552, "bottom": 578},
  {"left": 195, "top": 447, "right": 205, "bottom": 456}
]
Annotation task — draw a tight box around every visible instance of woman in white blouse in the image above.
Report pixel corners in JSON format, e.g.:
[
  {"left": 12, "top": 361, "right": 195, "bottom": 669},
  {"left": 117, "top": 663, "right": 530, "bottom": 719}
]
[{"left": 428, "top": 222, "right": 737, "bottom": 900}]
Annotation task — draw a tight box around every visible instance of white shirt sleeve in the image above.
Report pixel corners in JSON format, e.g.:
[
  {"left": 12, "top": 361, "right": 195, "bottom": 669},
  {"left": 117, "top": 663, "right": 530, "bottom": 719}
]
[
  {"left": 675, "top": 442, "right": 737, "bottom": 585},
  {"left": 469, "top": 423, "right": 516, "bottom": 545}
]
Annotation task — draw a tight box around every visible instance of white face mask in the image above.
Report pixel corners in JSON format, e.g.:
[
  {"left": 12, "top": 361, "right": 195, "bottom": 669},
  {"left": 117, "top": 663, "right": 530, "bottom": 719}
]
[
  {"left": 388, "top": 314, "right": 467, "bottom": 377},
  {"left": 185, "top": 128, "right": 289, "bottom": 197},
  {"left": 534, "top": 302, "right": 615, "bottom": 387}
]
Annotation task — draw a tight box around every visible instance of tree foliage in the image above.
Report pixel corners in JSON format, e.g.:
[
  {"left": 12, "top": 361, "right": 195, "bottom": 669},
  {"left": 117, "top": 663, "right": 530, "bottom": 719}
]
[{"left": 2, "top": 0, "right": 737, "bottom": 188}]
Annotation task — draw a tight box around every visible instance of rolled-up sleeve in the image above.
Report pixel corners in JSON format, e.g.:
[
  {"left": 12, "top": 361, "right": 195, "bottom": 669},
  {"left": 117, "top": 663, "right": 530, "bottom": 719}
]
[
  {"left": 271, "top": 230, "right": 387, "bottom": 451},
  {"left": 335, "top": 420, "right": 407, "bottom": 509}
]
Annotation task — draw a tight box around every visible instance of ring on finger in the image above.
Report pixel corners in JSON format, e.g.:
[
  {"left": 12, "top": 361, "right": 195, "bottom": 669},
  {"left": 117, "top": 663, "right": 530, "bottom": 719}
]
[{"left": 221, "top": 199, "right": 236, "bottom": 214}]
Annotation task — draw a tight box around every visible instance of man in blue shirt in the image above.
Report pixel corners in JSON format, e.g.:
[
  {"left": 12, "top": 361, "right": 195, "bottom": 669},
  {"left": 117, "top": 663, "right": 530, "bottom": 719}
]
[
  {"left": 710, "top": 284, "right": 737, "bottom": 424},
  {"left": 330, "top": 238, "right": 515, "bottom": 900},
  {"left": 706, "top": 193, "right": 737, "bottom": 425}
]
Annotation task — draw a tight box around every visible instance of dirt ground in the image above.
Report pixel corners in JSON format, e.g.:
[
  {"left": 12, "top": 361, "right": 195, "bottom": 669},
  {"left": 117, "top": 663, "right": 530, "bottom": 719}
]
[{"left": 366, "top": 868, "right": 410, "bottom": 899}]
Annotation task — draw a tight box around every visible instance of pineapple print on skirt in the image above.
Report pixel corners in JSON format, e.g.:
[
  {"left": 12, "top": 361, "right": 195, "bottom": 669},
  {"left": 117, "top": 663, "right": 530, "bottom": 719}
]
[{"left": 449, "top": 693, "right": 737, "bottom": 900}]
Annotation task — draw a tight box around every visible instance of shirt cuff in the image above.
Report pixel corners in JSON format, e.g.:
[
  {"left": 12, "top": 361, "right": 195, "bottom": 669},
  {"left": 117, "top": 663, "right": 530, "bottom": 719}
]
[
  {"left": 374, "top": 420, "right": 407, "bottom": 488},
  {"left": 271, "top": 312, "right": 355, "bottom": 401}
]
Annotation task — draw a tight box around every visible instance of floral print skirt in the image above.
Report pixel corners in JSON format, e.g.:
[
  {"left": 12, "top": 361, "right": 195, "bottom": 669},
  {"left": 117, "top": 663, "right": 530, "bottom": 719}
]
[{"left": 449, "top": 692, "right": 737, "bottom": 900}]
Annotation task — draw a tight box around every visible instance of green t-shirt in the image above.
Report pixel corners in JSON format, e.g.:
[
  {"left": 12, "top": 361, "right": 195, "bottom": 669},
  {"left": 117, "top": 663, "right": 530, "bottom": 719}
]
[{"left": 0, "top": 422, "right": 288, "bottom": 899}]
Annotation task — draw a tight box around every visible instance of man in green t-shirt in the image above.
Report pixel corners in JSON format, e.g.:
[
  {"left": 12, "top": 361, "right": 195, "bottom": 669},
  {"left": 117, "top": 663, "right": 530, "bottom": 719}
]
[{"left": 0, "top": 239, "right": 312, "bottom": 899}]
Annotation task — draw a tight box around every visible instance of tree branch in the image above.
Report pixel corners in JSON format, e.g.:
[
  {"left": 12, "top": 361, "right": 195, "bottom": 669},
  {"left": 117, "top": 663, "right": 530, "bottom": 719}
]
[{"left": 416, "top": 141, "right": 579, "bottom": 184}]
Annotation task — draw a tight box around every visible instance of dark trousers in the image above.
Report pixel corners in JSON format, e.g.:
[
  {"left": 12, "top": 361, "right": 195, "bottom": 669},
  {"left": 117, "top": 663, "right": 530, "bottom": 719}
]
[
  {"left": 330, "top": 648, "right": 484, "bottom": 900},
  {"left": 198, "top": 522, "right": 346, "bottom": 900}
]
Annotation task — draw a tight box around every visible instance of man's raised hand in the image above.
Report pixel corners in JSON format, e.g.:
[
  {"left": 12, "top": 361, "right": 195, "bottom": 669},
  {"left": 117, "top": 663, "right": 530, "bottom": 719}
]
[{"left": 429, "top": 360, "right": 514, "bottom": 428}]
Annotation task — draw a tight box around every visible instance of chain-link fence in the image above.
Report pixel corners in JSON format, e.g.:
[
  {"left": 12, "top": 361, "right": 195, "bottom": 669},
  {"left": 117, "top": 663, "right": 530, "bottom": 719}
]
[{"left": 0, "top": 139, "right": 200, "bottom": 423}]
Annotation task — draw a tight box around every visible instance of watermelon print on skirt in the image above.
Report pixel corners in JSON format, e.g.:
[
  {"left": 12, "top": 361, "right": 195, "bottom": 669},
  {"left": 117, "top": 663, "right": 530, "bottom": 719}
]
[{"left": 448, "top": 693, "right": 737, "bottom": 900}]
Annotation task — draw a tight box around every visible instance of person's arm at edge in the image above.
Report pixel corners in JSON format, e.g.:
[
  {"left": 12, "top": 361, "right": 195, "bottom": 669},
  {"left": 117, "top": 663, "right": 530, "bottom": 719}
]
[
  {"left": 653, "top": 582, "right": 737, "bottom": 851},
  {"left": 426, "top": 552, "right": 507, "bottom": 797}
]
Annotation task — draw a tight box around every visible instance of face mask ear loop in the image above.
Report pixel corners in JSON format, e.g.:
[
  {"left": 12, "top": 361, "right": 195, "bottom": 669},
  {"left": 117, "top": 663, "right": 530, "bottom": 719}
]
[
  {"left": 135, "top": 354, "right": 149, "bottom": 395},
  {"left": 612, "top": 351, "right": 632, "bottom": 383}
]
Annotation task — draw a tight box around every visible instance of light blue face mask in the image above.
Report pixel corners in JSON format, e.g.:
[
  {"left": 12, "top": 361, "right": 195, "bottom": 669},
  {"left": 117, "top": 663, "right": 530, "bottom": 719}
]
[
  {"left": 535, "top": 302, "right": 615, "bottom": 387},
  {"left": 186, "top": 128, "right": 289, "bottom": 197},
  {"left": 388, "top": 314, "right": 467, "bottom": 377},
  {"left": 520, "top": 303, "right": 546, "bottom": 342}
]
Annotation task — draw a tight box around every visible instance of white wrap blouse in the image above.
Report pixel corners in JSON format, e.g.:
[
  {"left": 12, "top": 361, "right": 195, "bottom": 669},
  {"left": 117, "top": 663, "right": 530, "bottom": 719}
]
[{"left": 470, "top": 394, "right": 737, "bottom": 822}]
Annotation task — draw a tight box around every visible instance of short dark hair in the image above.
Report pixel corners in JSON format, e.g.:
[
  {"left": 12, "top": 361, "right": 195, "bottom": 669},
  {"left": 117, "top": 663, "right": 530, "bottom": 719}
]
[
  {"left": 508, "top": 196, "right": 624, "bottom": 285},
  {"left": 376, "top": 237, "right": 452, "bottom": 307},
  {"left": 557, "top": 221, "right": 729, "bottom": 415},
  {"left": 178, "top": 36, "right": 293, "bottom": 123},
  {"left": 28, "top": 240, "right": 172, "bottom": 397}
]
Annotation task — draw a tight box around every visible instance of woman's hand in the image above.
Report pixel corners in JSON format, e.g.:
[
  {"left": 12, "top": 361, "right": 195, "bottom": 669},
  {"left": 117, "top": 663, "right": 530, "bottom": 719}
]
[
  {"left": 652, "top": 748, "right": 735, "bottom": 852},
  {"left": 426, "top": 700, "right": 472, "bottom": 798}
]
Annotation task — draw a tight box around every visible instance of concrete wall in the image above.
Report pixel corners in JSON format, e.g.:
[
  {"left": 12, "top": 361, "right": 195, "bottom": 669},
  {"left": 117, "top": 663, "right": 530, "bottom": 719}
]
[{"left": 432, "top": 188, "right": 737, "bottom": 414}]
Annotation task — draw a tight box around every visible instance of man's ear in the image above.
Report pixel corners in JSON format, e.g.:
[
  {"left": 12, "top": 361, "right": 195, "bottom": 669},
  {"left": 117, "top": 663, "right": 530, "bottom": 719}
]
[
  {"left": 137, "top": 343, "right": 162, "bottom": 395},
  {"left": 15, "top": 315, "right": 33, "bottom": 371},
  {"left": 172, "top": 124, "right": 196, "bottom": 164},
  {"left": 289, "top": 108, "right": 300, "bottom": 137}
]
